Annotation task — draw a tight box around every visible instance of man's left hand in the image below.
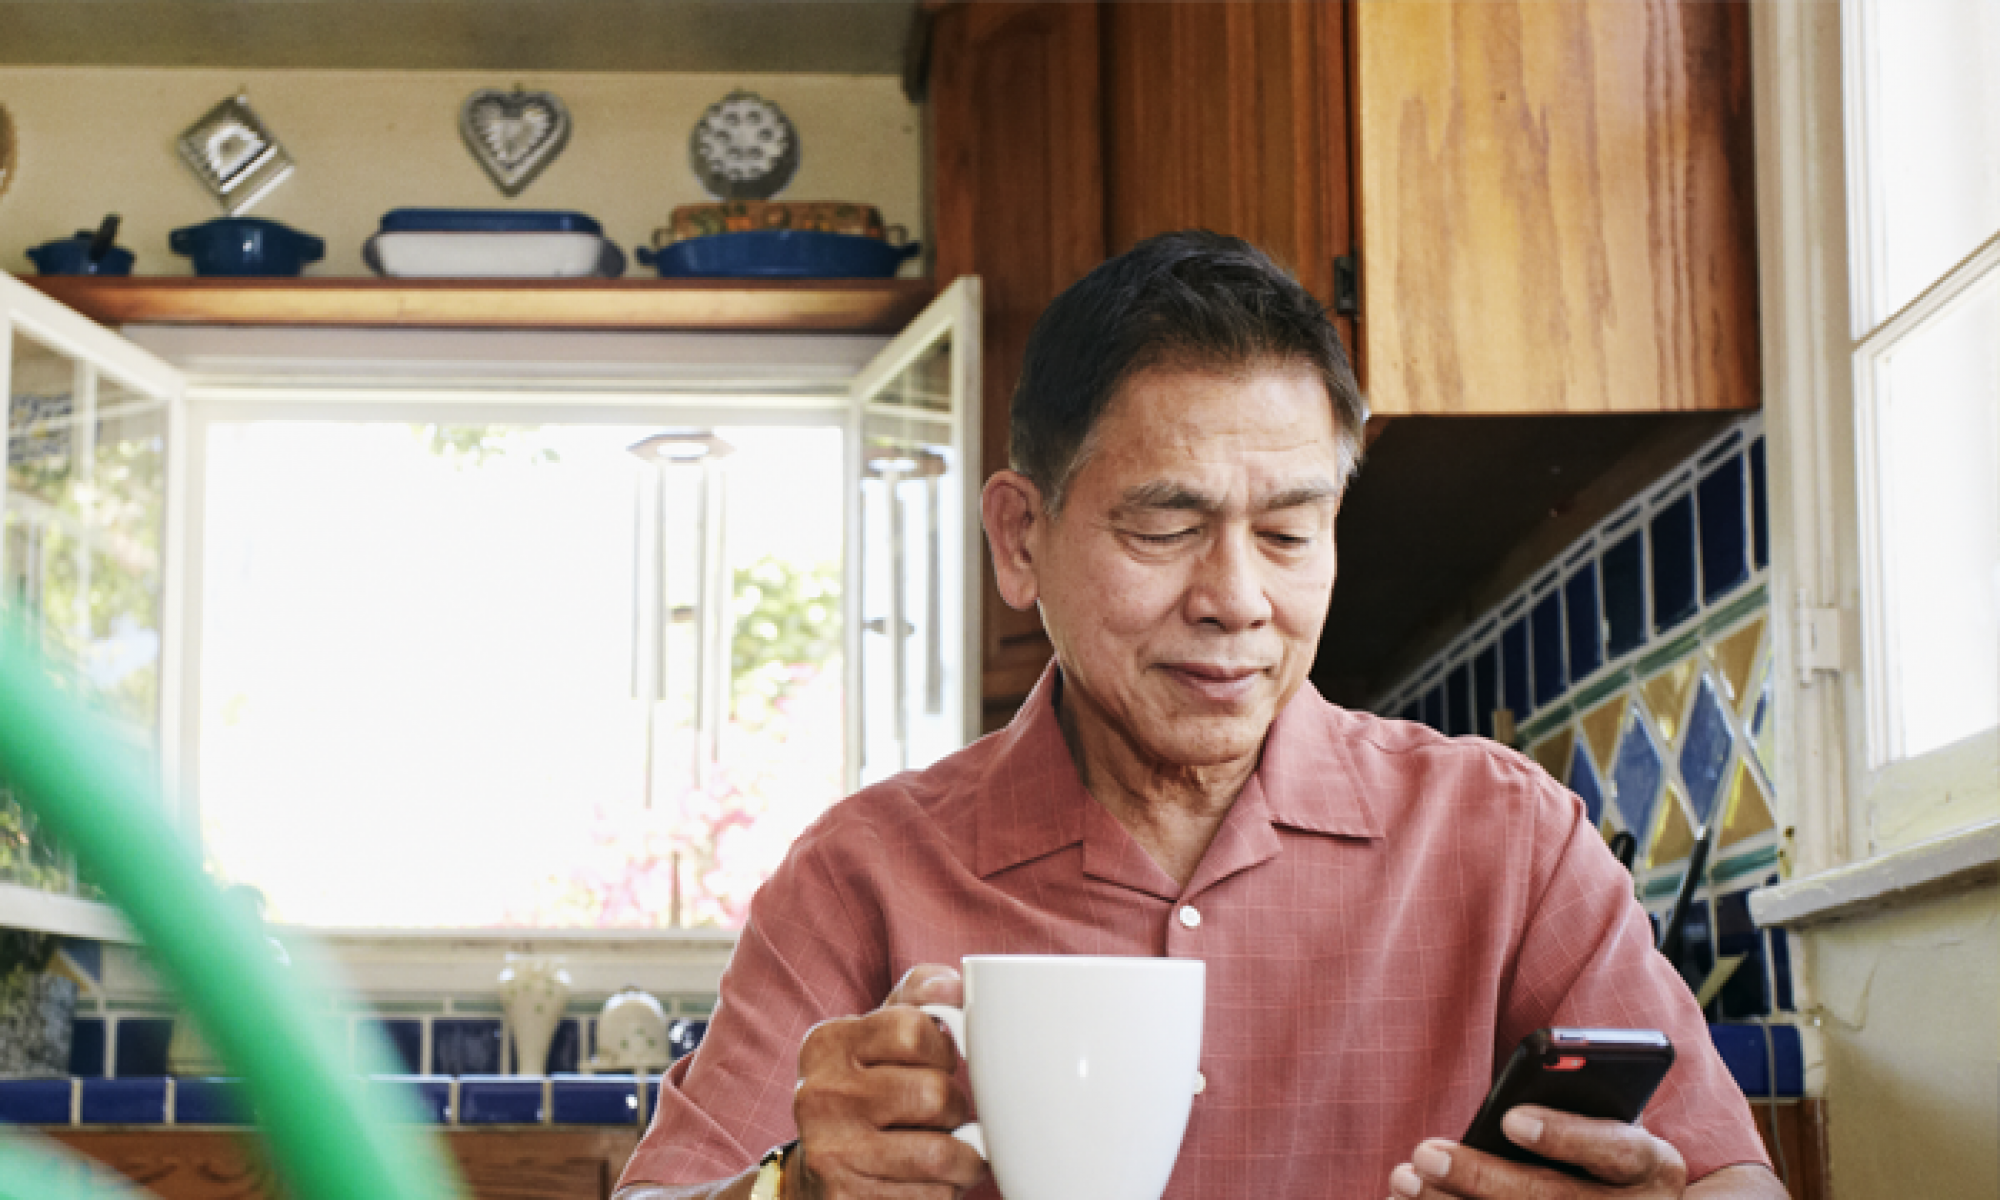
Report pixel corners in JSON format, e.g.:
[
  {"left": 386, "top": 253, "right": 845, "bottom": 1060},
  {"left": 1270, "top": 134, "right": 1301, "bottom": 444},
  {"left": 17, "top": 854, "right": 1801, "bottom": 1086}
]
[{"left": 1388, "top": 1105, "right": 1688, "bottom": 1198}]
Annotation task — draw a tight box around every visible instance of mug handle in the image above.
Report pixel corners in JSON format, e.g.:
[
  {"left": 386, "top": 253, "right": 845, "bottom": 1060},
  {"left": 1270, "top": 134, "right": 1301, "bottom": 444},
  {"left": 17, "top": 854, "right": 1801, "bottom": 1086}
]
[{"left": 917, "top": 1003, "right": 987, "bottom": 1160}]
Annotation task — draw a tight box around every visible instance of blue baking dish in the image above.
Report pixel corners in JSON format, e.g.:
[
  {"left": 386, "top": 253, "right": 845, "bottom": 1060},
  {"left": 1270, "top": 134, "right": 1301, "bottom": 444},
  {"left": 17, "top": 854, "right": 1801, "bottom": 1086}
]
[
  {"left": 377, "top": 208, "right": 604, "bottom": 235},
  {"left": 637, "top": 231, "right": 921, "bottom": 279},
  {"left": 169, "top": 217, "right": 325, "bottom": 277},
  {"left": 27, "top": 234, "right": 135, "bottom": 276}
]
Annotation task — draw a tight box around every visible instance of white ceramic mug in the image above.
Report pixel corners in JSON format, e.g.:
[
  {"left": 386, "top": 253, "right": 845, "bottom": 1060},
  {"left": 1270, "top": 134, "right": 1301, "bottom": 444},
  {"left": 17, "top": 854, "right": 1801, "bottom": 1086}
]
[{"left": 921, "top": 955, "right": 1205, "bottom": 1200}]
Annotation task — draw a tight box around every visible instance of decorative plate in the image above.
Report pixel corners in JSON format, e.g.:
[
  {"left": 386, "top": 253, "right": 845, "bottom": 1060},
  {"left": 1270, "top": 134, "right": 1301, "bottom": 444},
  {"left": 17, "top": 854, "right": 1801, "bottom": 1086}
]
[
  {"left": 688, "top": 90, "right": 799, "bottom": 201},
  {"left": 460, "top": 87, "right": 571, "bottom": 197},
  {"left": 175, "top": 94, "right": 295, "bottom": 215}
]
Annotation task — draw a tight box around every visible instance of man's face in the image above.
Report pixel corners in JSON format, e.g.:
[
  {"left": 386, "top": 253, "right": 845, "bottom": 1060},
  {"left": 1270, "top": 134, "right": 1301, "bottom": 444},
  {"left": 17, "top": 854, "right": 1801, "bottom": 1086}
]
[{"left": 1026, "top": 363, "right": 1344, "bottom": 776}]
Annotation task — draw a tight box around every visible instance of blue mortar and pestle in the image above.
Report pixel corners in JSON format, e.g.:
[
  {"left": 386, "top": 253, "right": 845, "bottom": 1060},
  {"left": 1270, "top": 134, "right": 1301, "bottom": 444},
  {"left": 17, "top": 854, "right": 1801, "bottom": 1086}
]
[
  {"left": 27, "top": 214, "right": 135, "bottom": 276},
  {"left": 169, "top": 216, "right": 325, "bottom": 277}
]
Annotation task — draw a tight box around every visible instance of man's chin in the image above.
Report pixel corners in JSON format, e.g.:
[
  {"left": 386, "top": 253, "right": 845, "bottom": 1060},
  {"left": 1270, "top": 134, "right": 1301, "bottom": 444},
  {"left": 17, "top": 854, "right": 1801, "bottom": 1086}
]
[{"left": 1139, "top": 712, "right": 1272, "bottom": 771}]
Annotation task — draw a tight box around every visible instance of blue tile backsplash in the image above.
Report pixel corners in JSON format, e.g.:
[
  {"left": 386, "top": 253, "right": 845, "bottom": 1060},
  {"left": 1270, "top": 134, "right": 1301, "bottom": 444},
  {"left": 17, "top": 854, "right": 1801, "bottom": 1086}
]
[
  {"left": 459, "top": 1076, "right": 545, "bottom": 1125},
  {"left": 1568, "top": 742, "right": 1605, "bottom": 827},
  {"left": 1748, "top": 438, "right": 1769, "bottom": 570},
  {"left": 1564, "top": 562, "right": 1603, "bottom": 682},
  {"left": 361, "top": 1018, "right": 424, "bottom": 1075},
  {"left": 175, "top": 1077, "right": 251, "bottom": 1125},
  {"left": 1698, "top": 450, "right": 1749, "bottom": 604},
  {"left": 1612, "top": 712, "right": 1666, "bottom": 836},
  {"left": 431, "top": 1019, "right": 504, "bottom": 1077},
  {"left": 0, "top": 1079, "right": 71, "bottom": 1125},
  {"left": 113, "top": 1018, "right": 172, "bottom": 1078},
  {"left": 551, "top": 1074, "right": 641, "bottom": 1125},
  {"left": 1445, "top": 663, "right": 1472, "bottom": 738},
  {"left": 1679, "top": 677, "right": 1735, "bottom": 824},
  {"left": 1530, "top": 590, "right": 1566, "bottom": 708},
  {"left": 547, "top": 1018, "right": 582, "bottom": 1075},
  {"left": 1376, "top": 416, "right": 1794, "bottom": 1025},
  {"left": 1501, "top": 616, "right": 1532, "bottom": 720},
  {"left": 1649, "top": 492, "right": 1699, "bottom": 633},
  {"left": 68, "top": 1017, "right": 104, "bottom": 1078},
  {"left": 1472, "top": 645, "right": 1499, "bottom": 741},
  {"left": 1601, "top": 528, "right": 1647, "bottom": 656},
  {"left": 81, "top": 1077, "right": 167, "bottom": 1124}
]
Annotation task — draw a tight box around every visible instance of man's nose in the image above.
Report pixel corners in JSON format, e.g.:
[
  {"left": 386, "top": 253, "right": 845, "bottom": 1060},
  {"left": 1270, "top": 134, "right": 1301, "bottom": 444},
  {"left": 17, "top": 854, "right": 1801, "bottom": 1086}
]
[{"left": 1186, "top": 529, "right": 1273, "bottom": 631}]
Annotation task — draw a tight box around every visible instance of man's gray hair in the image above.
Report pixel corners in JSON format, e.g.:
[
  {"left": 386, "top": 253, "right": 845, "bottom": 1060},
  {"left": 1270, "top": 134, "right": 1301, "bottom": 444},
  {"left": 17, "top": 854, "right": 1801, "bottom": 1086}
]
[{"left": 1009, "top": 231, "right": 1366, "bottom": 516}]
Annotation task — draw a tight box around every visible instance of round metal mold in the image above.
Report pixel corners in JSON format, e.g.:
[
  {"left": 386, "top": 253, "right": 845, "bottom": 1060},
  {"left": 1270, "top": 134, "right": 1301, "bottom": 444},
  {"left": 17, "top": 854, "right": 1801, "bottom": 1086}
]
[{"left": 689, "top": 90, "right": 799, "bottom": 200}]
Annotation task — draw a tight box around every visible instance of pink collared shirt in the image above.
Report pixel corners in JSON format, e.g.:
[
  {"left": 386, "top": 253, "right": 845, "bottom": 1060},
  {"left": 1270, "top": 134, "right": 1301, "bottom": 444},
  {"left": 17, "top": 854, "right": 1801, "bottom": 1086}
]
[{"left": 620, "top": 667, "right": 1770, "bottom": 1196}]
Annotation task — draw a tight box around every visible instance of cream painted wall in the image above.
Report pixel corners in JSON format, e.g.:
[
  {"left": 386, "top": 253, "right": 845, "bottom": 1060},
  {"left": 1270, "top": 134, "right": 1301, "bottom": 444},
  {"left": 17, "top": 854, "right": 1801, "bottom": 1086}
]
[
  {"left": 1803, "top": 883, "right": 1999, "bottom": 1199},
  {"left": 0, "top": 66, "right": 921, "bottom": 278}
]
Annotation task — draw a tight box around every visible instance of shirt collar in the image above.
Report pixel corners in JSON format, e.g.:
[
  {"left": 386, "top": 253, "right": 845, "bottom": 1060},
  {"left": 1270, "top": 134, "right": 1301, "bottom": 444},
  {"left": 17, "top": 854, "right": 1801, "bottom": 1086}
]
[{"left": 973, "top": 663, "right": 1383, "bottom": 881}]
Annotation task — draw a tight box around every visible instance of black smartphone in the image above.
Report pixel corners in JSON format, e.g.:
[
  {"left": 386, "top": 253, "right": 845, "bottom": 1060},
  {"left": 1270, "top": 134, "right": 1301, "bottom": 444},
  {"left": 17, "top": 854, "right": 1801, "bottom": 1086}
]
[{"left": 1460, "top": 1027, "right": 1675, "bottom": 1180}]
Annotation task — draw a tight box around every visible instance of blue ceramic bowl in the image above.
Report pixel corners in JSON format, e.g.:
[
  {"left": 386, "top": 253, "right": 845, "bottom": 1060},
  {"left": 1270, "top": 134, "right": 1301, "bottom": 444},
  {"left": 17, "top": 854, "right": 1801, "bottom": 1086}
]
[
  {"left": 26, "top": 236, "right": 135, "bottom": 276},
  {"left": 169, "top": 217, "right": 325, "bottom": 277},
  {"left": 637, "top": 231, "right": 920, "bottom": 279}
]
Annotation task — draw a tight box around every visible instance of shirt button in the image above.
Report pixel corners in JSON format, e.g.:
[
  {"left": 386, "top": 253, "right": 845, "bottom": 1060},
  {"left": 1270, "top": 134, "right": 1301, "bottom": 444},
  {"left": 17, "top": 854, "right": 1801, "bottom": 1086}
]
[
  {"left": 1178, "top": 904, "right": 1202, "bottom": 929},
  {"left": 1193, "top": 1070, "right": 1206, "bottom": 1095}
]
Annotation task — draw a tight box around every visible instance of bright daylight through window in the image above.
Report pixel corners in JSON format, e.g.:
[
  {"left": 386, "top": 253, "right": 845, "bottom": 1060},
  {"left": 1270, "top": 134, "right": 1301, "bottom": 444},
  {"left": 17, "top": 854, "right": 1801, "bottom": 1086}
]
[
  {"left": 196, "top": 422, "right": 845, "bottom": 929},
  {"left": 1845, "top": 0, "right": 2000, "bottom": 765}
]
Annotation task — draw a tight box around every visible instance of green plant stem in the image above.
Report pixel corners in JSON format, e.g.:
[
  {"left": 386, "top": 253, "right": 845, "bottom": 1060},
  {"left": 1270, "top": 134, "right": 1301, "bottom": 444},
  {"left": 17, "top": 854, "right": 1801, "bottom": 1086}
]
[{"left": 0, "top": 623, "right": 464, "bottom": 1200}]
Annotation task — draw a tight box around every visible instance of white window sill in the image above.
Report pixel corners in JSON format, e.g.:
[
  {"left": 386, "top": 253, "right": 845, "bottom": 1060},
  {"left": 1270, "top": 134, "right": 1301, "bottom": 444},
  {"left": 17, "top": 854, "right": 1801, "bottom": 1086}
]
[
  {"left": 284, "top": 927, "right": 742, "bottom": 1001},
  {"left": 0, "top": 884, "right": 136, "bottom": 943},
  {"left": 1749, "top": 819, "right": 2000, "bottom": 929}
]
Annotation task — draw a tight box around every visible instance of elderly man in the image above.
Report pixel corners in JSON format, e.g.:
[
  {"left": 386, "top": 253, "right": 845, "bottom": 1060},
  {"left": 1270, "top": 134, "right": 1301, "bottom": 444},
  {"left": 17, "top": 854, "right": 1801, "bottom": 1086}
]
[{"left": 616, "top": 233, "right": 1785, "bottom": 1200}]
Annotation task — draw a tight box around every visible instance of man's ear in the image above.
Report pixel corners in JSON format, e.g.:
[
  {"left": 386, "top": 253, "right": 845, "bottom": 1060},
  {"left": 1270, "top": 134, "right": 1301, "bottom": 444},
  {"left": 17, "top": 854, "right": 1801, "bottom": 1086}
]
[{"left": 981, "top": 470, "right": 1044, "bottom": 612}]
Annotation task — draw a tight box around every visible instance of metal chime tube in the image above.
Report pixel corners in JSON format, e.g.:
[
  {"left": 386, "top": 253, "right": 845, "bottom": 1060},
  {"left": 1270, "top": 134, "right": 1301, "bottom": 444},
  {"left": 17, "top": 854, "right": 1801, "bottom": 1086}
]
[{"left": 884, "top": 466, "right": 909, "bottom": 771}]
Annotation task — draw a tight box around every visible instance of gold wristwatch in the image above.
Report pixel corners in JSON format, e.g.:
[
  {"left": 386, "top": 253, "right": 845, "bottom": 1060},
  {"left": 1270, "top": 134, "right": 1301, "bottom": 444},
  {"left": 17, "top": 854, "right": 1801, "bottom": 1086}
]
[{"left": 750, "top": 1140, "right": 798, "bottom": 1200}]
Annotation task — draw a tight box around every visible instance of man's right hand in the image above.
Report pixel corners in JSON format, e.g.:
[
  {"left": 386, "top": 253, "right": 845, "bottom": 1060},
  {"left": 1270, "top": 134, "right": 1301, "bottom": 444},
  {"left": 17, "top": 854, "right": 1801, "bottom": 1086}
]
[{"left": 790, "top": 964, "right": 989, "bottom": 1200}]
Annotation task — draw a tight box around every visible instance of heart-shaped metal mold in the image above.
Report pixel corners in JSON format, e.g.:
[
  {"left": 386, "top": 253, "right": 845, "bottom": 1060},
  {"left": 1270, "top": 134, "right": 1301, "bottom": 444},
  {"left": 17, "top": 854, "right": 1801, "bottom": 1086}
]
[{"left": 460, "top": 87, "right": 571, "bottom": 197}]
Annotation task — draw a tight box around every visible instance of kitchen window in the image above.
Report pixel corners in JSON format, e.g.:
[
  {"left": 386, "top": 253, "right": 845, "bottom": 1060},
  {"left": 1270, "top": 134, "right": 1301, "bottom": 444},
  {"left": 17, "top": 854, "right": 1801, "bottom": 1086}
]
[
  {"left": 1752, "top": 0, "right": 1998, "bottom": 893},
  {"left": 1842, "top": 0, "right": 1999, "bottom": 770},
  {"left": 0, "top": 280, "right": 181, "bottom": 938},
  {"left": 196, "top": 419, "right": 846, "bottom": 929},
  {"left": 0, "top": 274, "right": 983, "bottom": 935}
]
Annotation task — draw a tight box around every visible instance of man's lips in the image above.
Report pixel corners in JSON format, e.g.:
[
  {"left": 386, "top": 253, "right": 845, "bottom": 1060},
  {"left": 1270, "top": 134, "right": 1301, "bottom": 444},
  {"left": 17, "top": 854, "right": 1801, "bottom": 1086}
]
[{"left": 1158, "top": 662, "right": 1269, "bottom": 701}]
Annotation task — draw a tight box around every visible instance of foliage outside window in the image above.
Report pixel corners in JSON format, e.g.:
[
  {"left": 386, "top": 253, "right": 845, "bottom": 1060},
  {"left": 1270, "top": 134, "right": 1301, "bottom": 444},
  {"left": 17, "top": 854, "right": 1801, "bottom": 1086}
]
[{"left": 196, "top": 422, "right": 847, "bottom": 929}]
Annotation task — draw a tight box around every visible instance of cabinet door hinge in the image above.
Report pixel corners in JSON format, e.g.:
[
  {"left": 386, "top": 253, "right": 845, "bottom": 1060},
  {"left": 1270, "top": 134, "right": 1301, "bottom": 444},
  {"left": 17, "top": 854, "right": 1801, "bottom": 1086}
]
[
  {"left": 1333, "top": 253, "right": 1360, "bottom": 317},
  {"left": 1792, "top": 591, "right": 1851, "bottom": 684}
]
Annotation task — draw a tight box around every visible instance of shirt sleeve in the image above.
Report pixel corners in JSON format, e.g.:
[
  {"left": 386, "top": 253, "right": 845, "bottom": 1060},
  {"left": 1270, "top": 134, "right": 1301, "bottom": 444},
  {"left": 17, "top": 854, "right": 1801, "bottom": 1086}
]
[
  {"left": 1497, "top": 763, "right": 1773, "bottom": 1183},
  {"left": 617, "top": 827, "right": 893, "bottom": 1189}
]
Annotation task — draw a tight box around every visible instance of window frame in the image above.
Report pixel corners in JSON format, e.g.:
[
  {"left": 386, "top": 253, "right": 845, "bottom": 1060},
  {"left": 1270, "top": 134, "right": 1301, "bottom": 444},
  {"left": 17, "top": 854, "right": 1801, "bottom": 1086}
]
[
  {"left": 1751, "top": 0, "right": 1999, "bottom": 913},
  {"left": 151, "top": 325, "right": 881, "bottom": 931}
]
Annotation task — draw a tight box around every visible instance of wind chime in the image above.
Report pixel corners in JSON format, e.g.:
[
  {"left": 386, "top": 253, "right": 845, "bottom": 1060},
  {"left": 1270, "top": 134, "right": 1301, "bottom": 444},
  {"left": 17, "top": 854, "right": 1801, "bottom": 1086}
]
[{"left": 628, "top": 431, "right": 733, "bottom": 927}]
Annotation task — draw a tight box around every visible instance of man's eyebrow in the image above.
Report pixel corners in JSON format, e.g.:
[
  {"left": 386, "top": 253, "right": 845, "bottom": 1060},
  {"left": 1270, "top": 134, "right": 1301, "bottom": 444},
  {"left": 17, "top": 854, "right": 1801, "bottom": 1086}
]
[
  {"left": 1110, "top": 478, "right": 1342, "bottom": 517},
  {"left": 1260, "top": 480, "right": 1343, "bottom": 511},
  {"left": 1113, "top": 480, "right": 1219, "bottom": 515}
]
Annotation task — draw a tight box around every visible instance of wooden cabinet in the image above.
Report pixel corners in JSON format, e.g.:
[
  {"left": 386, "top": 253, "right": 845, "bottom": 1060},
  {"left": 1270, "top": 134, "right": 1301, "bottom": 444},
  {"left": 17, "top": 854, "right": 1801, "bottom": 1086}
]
[
  {"left": 928, "top": 0, "right": 1759, "bottom": 712},
  {"left": 1353, "top": 0, "right": 1758, "bottom": 416},
  {"left": 928, "top": 0, "right": 1105, "bottom": 721},
  {"left": 1101, "top": 0, "right": 1355, "bottom": 353}
]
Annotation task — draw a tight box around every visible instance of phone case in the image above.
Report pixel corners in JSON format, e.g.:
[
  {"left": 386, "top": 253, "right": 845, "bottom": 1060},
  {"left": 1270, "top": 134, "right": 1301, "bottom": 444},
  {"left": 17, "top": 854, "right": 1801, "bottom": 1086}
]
[{"left": 1460, "top": 1028, "right": 1675, "bottom": 1180}]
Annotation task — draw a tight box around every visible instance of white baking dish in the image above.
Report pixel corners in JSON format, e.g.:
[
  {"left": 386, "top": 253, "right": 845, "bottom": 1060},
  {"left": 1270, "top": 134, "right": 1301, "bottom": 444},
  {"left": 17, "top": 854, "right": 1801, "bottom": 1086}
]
[{"left": 364, "top": 231, "right": 624, "bottom": 278}]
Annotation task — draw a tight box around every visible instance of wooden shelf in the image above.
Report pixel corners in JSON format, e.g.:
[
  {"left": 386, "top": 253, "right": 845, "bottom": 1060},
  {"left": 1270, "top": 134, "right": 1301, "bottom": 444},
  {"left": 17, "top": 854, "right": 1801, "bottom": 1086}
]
[{"left": 26, "top": 277, "right": 937, "bottom": 335}]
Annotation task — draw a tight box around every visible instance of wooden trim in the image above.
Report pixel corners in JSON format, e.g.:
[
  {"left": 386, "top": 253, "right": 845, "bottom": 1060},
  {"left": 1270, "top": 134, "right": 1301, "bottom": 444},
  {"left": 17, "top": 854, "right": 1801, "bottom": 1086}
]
[
  {"left": 49, "top": 1127, "right": 642, "bottom": 1200},
  {"left": 1750, "top": 1096, "right": 1830, "bottom": 1200},
  {"left": 22, "top": 278, "right": 938, "bottom": 336}
]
